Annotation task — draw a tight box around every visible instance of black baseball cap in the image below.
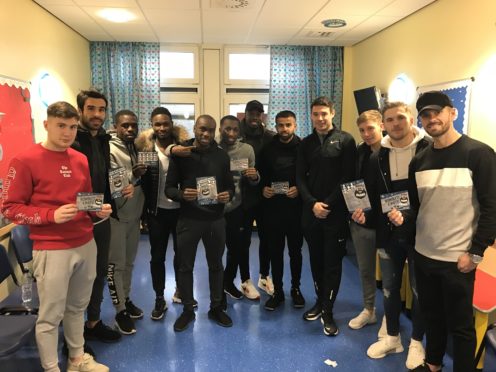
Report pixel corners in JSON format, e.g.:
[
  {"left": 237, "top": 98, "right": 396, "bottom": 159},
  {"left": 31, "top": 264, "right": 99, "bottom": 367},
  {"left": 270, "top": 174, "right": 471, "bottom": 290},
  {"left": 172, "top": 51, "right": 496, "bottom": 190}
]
[
  {"left": 245, "top": 100, "right": 264, "bottom": 113},
  {"left": 416, "top": 91, "right": 453, "bottom": 115}
]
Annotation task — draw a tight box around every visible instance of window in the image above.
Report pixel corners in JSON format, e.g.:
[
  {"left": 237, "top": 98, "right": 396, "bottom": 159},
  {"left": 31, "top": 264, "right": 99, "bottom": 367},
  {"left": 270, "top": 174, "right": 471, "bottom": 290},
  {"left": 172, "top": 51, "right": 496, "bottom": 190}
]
[
  {"left": 163, "top": 103, "right": 195, "bottom": 137},
  {"left": 224, "top": 47, "right": 270, "bottom": 87},
  {"left": 160, "top": 45, "right": 199, "bottom": 86}
]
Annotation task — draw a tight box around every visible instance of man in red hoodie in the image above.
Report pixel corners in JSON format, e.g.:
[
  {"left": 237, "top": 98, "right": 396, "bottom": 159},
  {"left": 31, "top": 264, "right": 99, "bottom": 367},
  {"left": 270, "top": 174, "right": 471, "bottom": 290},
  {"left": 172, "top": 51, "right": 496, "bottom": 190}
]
[{"left": 1, "top": 102, "right": 111, "bottom": 372}]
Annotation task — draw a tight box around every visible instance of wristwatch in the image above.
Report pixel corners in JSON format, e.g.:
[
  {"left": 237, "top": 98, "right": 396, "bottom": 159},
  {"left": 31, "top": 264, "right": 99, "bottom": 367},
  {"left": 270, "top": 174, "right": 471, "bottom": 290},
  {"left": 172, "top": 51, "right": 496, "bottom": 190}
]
[{"left": 469, "top": 253, "right": 483, "bottom": 264}]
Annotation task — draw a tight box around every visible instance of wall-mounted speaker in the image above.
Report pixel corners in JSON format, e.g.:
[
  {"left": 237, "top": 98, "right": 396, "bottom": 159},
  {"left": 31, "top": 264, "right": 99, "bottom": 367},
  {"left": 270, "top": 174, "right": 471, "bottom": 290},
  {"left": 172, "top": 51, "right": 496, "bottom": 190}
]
[{"left": 353, "top": 86, "right": 381, "bottom": 114}]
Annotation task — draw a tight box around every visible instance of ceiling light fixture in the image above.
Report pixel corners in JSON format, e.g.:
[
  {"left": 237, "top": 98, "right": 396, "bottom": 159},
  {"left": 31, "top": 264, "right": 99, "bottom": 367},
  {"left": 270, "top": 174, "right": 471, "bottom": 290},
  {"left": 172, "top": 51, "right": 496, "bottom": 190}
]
[
  {"left": 321, "top": 19, "right": 347, "bottom": 28},
  {"left": 97, "top": 8, "right": 136, "bottom": 23}
]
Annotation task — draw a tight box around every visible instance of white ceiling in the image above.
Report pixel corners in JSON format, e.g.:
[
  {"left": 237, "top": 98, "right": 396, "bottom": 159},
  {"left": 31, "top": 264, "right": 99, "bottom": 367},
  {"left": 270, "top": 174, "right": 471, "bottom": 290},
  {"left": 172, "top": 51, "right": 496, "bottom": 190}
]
[{"left": 33, "top": 0, "right": 436, "bottom": 46}]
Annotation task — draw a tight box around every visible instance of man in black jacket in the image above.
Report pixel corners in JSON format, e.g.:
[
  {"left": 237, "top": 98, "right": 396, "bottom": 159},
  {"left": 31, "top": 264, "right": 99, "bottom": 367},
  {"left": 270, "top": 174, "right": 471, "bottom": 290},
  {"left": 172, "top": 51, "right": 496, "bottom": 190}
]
[
  {"left": 239, "top": 100, "right": 275, "bottom": 295},
  {"left": 259, "top": 110, "right": 305, "bottom": 311},
  {"left": 352, "top": 101, "right": 429, "bottom": 370},
  {"left": 296, "top": 96, "right": 357, "bottom": 337},
  {"left": 166, "top": 115, "right": 235, "bottom": 332},
  {"left": 73, "top": 90, "right": 123, "bottom": 345}
]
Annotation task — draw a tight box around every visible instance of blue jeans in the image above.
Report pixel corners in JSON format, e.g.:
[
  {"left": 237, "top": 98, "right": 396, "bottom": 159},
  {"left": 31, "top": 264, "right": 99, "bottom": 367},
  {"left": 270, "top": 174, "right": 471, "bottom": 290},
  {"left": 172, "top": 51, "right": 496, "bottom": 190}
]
[{"left": 378, "top": 239, "right": 424, "bottom": 340}]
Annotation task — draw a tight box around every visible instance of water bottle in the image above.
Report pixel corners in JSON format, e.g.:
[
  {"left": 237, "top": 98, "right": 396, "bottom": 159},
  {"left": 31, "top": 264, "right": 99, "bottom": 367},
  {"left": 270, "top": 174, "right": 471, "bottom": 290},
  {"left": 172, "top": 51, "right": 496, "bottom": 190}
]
[{"left": 21, "top": 272, "right": 33, "bottom": 310}]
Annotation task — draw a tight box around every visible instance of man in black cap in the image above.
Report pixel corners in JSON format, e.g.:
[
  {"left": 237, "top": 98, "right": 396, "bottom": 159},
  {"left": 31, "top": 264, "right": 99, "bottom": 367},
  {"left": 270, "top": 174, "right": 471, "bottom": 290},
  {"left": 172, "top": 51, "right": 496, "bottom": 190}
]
[
  {"left": 396, "top": 91, "right": 496, "bottom": 372},
  {"left": 239, "top": 100, "right": 276, "bottom": 296}
]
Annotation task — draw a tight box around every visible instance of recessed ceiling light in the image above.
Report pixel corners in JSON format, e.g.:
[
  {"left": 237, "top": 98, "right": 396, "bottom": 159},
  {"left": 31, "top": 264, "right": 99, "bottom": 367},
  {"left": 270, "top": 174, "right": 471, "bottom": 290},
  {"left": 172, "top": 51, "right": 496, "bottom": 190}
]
[
  {"left": 97, "top": 8, "right": 136, "bottom": 23},
  {"left": 321, "top": 19, "right": 347, "bottom": 28}
]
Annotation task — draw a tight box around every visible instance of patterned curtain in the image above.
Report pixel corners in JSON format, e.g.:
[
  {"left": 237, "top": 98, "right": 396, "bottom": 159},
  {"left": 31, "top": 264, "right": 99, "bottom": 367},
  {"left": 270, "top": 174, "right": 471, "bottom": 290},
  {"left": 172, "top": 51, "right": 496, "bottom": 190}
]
[
  {"left": 269, "top": 46, "right": 344, "bottom": 136},
  {"left": 90, "top": 42, "right": 160, "bottom": 130}
]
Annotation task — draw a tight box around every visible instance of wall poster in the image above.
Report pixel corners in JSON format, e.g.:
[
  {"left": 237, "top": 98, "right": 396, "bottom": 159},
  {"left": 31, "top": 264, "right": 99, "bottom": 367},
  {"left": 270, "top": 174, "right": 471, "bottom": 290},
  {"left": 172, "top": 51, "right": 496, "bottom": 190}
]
[{"left": 417, "top": 78, "right": 473, "bottom": 135}]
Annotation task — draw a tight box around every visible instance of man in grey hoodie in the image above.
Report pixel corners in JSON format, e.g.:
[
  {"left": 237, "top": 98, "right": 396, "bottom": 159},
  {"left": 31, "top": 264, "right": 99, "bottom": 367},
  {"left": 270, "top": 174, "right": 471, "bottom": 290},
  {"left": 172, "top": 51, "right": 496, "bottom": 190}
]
[
  {"left": 107, "top": 110, "right": 146, "bottom": 335},
  {"left": 352, "top": 102, "right": 429, "bottom": 370},
  {"left": 219, "top": 115, "right": 261, "bottom": 301}
]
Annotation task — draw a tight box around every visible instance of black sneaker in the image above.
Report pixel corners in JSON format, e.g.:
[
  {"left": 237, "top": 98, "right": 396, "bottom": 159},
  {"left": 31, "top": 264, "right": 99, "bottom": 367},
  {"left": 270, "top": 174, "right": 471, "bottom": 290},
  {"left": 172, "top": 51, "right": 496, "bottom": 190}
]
[
  {"left": 291, "top": 287, "right": 305, "bottom": 308},
  {"left": 115, "top": 310, "right": 136, "bottom": 335},
  {"left": 84, "top": 320, "right": 121, "bottom": 343},
  {"left": 173, "top": 310, "right": 196, "bottom": 332},
  {"left": 321, "top": 311, "right": 339, "bottom": 336},
  {"left": 172, "top": 288, "right": 198, "bottom": 308},
  {"left": 224, "top": 283, "right": 243, "bottom": 300},
  {"left": 125, "top": 298, "right": 144, "bottom": 319},
  {"left": 208, "top": 307, "right": 233, "bottom": 328},
  {"left": 264, "top": 291, "right": 285, "bottom": 311},
  {"left": 303, "top": 301, "right": 322, "bottom": 321},
  {"left": 151, "top": 297, "right": 167, "bottom": 321}
]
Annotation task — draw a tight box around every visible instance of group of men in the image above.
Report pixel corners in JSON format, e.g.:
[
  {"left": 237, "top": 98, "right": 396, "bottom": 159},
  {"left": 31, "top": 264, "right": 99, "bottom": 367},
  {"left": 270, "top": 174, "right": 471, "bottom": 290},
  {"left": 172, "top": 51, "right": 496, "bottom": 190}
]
[
  {"left": 1, "top": 89, "right": 494, "bottom": 372},
  {"left": 350, "top": 92, "right": 495, "bottom": 372}
]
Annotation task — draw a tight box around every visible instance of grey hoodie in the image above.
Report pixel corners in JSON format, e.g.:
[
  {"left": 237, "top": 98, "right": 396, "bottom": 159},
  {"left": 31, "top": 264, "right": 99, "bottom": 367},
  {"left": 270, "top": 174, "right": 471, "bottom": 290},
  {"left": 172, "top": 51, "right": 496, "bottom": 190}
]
[
  {"left": 219, "top": 139, "right": 259, "bottom": 213},
  {"left": 109, "top": 134, "right": 145, "bottom": 222}
]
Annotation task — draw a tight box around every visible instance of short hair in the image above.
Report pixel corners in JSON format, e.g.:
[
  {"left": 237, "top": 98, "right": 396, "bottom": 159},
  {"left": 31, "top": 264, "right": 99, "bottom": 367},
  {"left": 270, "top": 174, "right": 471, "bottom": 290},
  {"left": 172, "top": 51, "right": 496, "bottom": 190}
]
[
  {"left": 381, "top": 101, "right": 412, "bottom": 117},
  {"left": 275, "top": 110, "right": 296, "bottom": 121},
  {"left": 220, "top": 115, "right": 240, "bottom": 126},
  {"left": 150, "top": 106, "right": 172, "bottom": 121},
  {"left": 115, "top": 109, "right": 137, "bottom": 124},
  {"left": 47, "top": 101, "right": 79, "bottom": 120},
  {"left": 356, "top": 110, "right": 382, "bottom": 126},
  {"left": 76, "top": 89, "right": 108, "bottom": 111},
  {"left": 195, "top": 114, "right": 216, "bottom": 127},
  {"left": 311, "top": 96, "right": 334, "bottom": 111}
]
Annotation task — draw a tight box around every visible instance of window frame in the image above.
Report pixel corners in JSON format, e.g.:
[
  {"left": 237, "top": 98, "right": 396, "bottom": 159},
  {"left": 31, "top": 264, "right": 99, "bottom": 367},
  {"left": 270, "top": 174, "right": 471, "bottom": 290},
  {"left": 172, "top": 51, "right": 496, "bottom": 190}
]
[
  {"left": 160, "top": 44, "right": 200, "bottom": 87},
  {"left": 223, "top": 46, "right": 270, "bottom": 88}
]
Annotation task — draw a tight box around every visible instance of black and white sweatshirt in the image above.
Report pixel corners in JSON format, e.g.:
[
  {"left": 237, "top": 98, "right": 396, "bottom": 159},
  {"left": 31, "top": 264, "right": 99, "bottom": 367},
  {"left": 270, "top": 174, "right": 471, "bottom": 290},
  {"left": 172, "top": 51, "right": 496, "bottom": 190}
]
[{"left": 408, "top": 135, "right": 496, "bottom": 261}]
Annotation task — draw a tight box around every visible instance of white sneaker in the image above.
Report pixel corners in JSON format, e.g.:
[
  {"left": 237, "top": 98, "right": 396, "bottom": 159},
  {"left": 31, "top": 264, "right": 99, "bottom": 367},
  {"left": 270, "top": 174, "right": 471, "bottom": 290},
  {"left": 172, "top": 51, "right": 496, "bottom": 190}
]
[
  {"left": 67, "top": 353, "right": 109, "bottom": 372},
  {"left": 258, "top": 275, "right": 274, "bottom": 295},
  {"left": 406, "top": 339, "right": 425, "bottom": 369},
  {"left": 241, "top": 279, "right": 260, "bottom": 300},
  {"left": 348, "top": 308, "right": 377, "bottom": 330},
  {"left": 377, "top": 315, "right": 387, "bottom": 340},
  {"left": 172, "top": 287, "right": 182, "bottom": 304},
  {"left": 367, "top": 334, "right": 404, "bottom": 359}
]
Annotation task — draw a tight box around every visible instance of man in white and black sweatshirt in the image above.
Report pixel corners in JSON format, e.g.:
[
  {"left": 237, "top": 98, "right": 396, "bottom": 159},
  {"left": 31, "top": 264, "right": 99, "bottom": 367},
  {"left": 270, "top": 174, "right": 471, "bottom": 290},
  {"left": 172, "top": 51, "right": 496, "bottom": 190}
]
[
  {"left": 353, "top": 101, "right": 429, "bottom": 370},
  {"left": 166, "top": 115, "right": 235, "bottom": 332},
  {"left": 404, "top": 91, "right": 496, "bottom": 372}
]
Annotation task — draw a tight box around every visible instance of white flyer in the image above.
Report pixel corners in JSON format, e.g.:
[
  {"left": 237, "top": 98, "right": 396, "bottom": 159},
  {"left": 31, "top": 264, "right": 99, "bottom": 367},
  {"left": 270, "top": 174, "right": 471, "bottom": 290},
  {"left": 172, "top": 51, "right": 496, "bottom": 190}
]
[
  {"left": 271, "top": 181, "right": 289, "bottom": 195},
  {"left": 341, "top": 179, "right": 371, "bottom": 212},
  {"left": 138, "top": 151, "right": 158, "bottom": 166},
  {"left": 76, "top": 192, "right": 104, "bottom": 211},
  {"left": 109, "top": 167, "right": 129, "bottom": 199},
  {"left": 196, "top": 177, "right": 218, "bottom": 205},
  {"left": 380, "top": 190, "right": 410, "bottom": 213},
  {"left": 230, "top": 158, "right": 249, "bottom": 171}
]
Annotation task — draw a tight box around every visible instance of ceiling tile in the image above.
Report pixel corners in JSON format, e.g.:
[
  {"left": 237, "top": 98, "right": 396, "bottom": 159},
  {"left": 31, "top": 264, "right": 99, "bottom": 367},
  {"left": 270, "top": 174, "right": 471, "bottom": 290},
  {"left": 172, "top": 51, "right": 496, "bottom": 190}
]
[
  {"left": 379, "top": 0, "right": 435, "bottom": 17},
  {"left": 137, "top": 0, "right": 200, "bottom": 9}
]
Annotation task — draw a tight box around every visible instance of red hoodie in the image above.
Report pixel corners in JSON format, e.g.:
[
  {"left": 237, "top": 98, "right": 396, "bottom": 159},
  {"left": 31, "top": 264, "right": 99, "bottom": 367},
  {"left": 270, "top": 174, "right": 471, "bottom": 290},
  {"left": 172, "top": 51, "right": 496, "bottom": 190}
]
[{"left": 1, "top": 144, "right": 94, "bottom": 250}]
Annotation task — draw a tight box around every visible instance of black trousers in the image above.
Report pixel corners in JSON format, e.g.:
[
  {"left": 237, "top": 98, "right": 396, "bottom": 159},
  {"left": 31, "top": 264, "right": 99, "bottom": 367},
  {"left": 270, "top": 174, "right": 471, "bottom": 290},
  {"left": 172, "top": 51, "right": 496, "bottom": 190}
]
[
  {"left": 244, "top": 205, "right": 270, "bottom": 277},
  {"left": 266, "top": 213, "right": 303, "bottom": 292},
  {"left": 176, "top": 217, "right": 226, "bottom": 311},
  {"left": 87, "top": 218, "right": 110, "bottom": 321},
  {"left": 303, "top": 218, "right": 346, "bottom": 313},
  {"left": 148, "top": 208, "right": 179, "bottom": 297},
  {"left": 414, "top": 251, "right": 476, "bottom": 372},
  {"left": 224, "top": 206, "right": 250, "bottom": 285}
]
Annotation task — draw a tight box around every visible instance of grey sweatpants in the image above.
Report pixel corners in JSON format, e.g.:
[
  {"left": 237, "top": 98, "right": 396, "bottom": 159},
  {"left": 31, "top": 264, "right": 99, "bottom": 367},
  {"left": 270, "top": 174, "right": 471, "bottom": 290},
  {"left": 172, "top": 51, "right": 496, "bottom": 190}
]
[
  {"left": 33, "top": 239, "right": 97, "bottom": 372},
  {"left": 107, "top": 217, "right": 141, "bottom": 313},
  {"left": 349, "top": 221, "right": 377, "bottom": 310}
]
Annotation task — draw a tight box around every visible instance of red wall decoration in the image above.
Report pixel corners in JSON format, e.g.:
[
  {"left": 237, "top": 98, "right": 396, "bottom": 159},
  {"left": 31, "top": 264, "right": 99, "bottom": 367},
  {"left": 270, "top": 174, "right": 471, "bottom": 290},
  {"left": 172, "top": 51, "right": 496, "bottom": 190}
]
[{"left": 0, "top": 79, "right": 34, "bottom": 213}]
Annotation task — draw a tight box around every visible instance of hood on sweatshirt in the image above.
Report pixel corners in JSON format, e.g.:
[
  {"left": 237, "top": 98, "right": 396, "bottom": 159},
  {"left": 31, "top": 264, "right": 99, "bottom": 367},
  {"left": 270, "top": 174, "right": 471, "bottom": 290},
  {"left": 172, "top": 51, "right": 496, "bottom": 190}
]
[{"left": 381, "top": 125, "right": 426, "bottom": 151}]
